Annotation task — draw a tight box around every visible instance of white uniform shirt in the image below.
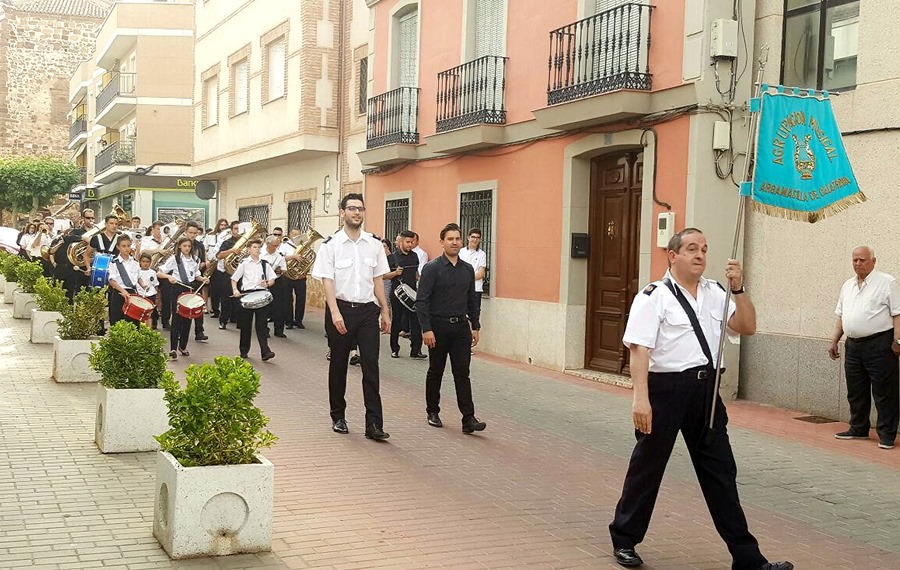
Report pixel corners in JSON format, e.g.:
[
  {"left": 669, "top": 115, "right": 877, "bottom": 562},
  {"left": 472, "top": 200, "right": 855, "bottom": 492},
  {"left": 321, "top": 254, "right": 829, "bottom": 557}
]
[
  {"left": 413, "top": 245, "right": 428, "bottom": 274},
  {"left": 232, "top": 257, "right": 277, "bottom": 292},
  {"left": 835, "top": 270, "right": 900, "bottom": 338},
  {"left": 459, "top": 247, "right": 487, "bottom": 293},
  {"left": 140, "top": 235, "right": 164, "bottom": 254},
  {"left": 260, "top": 249, "right": 287, "bottom": 275},
  {"left": 622, "top": 272, "right": 737, "bottom": 373},
  {"left": 107, "top": 255, "right": 141, "bottom": 290},
  {"left": 278, "top": 241, "right": 296, "bottom": 257},
  {"left": 136, "top": 268, "right": 158, "bottom": 297},
  {"left": 159, "top": 254, "right": 200, "bottom": 285},
  {"left": 312, "top": 229, "right": 390, "bottom": 304}
]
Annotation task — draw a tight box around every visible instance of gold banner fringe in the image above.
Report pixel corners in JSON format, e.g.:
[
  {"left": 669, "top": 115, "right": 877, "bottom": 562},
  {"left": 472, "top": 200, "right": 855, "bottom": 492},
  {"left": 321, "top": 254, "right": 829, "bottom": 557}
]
[{"left": 749, "top": 191, "right": 867, "bottom": 223}]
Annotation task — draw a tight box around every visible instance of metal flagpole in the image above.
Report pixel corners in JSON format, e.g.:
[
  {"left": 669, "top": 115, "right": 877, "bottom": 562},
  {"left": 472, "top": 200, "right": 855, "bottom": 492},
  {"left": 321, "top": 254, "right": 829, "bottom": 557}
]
[{"left": 707, "top": 57, "right": 768, "bottom": 434}]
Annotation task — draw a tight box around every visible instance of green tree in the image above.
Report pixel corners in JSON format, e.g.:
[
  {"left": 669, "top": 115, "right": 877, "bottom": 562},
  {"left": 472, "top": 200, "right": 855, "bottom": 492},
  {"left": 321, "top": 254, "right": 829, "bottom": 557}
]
[{"left": 0, "top": 156, "right": 81, "bottom": 219}]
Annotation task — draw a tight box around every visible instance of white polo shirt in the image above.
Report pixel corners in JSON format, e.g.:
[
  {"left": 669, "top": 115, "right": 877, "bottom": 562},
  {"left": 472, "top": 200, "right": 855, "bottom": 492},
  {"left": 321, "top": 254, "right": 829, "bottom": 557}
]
[
  {"left": 312, "top": 229, "right": 390, "bottom": 304},
  {"left": 623, "top": 272, "right": 737, "bottom": 373},
  {"left": 835, "top": 270, "right": 900, "bottom": 338},
  {"left": 459, "top": 247, "right": 487, "bottom": 293}
]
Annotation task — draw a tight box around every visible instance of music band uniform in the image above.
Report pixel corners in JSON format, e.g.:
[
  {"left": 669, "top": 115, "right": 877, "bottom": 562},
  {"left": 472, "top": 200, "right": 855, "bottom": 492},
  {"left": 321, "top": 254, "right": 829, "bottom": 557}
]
[
  {"left": 190, "top": 238, "right": 208, "bottom": 340},
  {"left": 107, "top": 253, "right": 142, "bottom": 326},
  {"left": 390, "top": 248, "right": 423, "bottom": 356},
  {"left": 52, "top": 232, "right": 82, "bottom": 300},
  {"left": 260, "top": 247, "right": 289, "bottom": 336},
  {"left": 214, "top": 235, "right": 240, "bottom": 327},
  {"left": 311, "top": 229, "right": 390, "bottom": 433},
  {"left": 609, "top": 272, "right": 773, "bottom": 570},
  {"left": 232, "top": 257, "right": 277, "bottom": 359},
  {"left": 136, "top": 266, "right": 159, "bottom": 328},
  {"left": 158, "top": 253, "right": 200, "bottom": 354},
  {"left": 279, "top": 239, "right": 307, "bottom": 328}
]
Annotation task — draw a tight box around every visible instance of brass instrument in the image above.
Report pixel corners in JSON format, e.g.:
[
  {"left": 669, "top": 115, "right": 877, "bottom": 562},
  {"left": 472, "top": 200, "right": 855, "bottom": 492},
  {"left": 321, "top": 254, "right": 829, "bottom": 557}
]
[
  {"left": 150, "top": 217, "right": 187, "bottom": 270},
  {"left": 283, "top": 227, "right": 324, "bottom": 280},
  {"left": 49, "top": 201, "right": 77, "bottom": 218},
  {"left": 67, "top": 203, "right": 129, "bottom": 268},
  {"left": 224, "top": 219, "right": 266, "bottom": 275}
]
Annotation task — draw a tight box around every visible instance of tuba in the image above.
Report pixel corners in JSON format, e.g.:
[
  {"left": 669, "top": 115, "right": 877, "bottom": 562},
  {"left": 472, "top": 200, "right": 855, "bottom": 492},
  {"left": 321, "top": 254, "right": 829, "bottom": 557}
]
[
  {"left": 283, "top": 227, "right": 324, "bottom": 280},
  {"left": 224, "top": 219, "right": 266, "bottom": 275},
  {"left": 67, "top": 203, "right": 129, "bottom": 268},
  {"left": 150, "top": 217, "right": 186, "bottom": 270}
]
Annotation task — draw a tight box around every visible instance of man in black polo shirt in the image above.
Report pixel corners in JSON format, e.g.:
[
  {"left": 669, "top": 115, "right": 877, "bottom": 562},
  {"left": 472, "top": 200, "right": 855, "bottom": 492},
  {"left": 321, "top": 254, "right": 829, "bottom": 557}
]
[
  {"left": 389, "top": 230, "right": 426, "bottom": 359},
  {"left": 214, "top": 221, "right": 242, "bottom": 329},
  {"left": 415, "top": 223, "right": 486, "bottom": 434}
]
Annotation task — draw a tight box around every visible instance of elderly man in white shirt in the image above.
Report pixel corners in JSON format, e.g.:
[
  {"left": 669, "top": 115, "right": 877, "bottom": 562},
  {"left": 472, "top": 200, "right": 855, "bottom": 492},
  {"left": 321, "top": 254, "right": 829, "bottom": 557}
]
[{"left": 829, "top": 245, "right": 900, "bottom": 450}]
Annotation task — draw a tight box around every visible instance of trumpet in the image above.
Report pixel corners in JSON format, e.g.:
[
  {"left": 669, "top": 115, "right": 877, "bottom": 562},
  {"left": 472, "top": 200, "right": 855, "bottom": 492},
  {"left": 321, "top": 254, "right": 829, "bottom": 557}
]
[{"left": 67, "top": 203, "right": 129, "bottom": 268}]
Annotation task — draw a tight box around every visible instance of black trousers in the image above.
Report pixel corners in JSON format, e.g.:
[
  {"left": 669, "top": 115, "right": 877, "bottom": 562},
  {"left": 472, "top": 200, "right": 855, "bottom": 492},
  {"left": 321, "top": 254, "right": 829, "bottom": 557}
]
[
  {"left": 324, "top": 300, "right": 383, "bottom": 428},
  {"left": 270, "top": 277, "right": 290, "bottom": 335},
  {"left": 190, "top": 280, "right": 206, "bottom": 337},
  {"left": 425, "top": 318, "right": 475, "bottom": 419},
  {"left": 285, "top": 277, "right": 307, "bottom": 325},
  {"left": 168, "top": 293, "right": 192, "bottom": 351},
  {"left": 390, "top": 293, "right": 422, "bottom": 354},
  {"left": 609, "top": 369, "right": 767, "bottom": 570},
  {"left": 237, "top": 302, "right": 271, "bottom": 357},
  {"left": 159, "top": 280, "right": 172, "bottom": 325},
  {"left": 54, "top": 267, "right": 77, "bottom": 301},
  {"left": 108, "top": 290, "right": 141, "bottom": 327},
  {"left": 845, "top": 330, "right": 900, "bottom": 440},
  {"left": 214, "top": 271, "right": 237, "bottom": 325}
]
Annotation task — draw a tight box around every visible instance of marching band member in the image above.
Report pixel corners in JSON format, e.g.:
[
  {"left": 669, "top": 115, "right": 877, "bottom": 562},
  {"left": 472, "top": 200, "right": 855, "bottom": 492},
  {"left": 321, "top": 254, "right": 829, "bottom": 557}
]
[
  {"left": 185, "top": 221, "right": 209, "bottom": 342},
  {"left": 206, "top": 218, "right": 229, "bottom": 317},
  {"left": 50, "top": 229, "right": 79, "bottom": 300},
  {"left": 280, "top": 228, "right": 308, "bottom": 330},
  {"left": 157, "top": 237, "right": 208, "bottom": 360},
  {"left": 17, "top": 223, "right": 38, "bottom": 260},
  {"left": 83, "top": 213, "right": 120, "bottom": 268},
  {"left": 136, "top": 253, "right": 159, "bottom": 328},
  {"left": 137, "top": 221, "right": 164, "bottom": 258},
  {"left": 389, "top": 230, "right": 426, "bottom": 359},
  {"left": 231, "top": 239, "right": 277, "bottom": 361},
  {"left": 261, "top": 235, "right": 289, "bottom": 338},
  {"left": 106, "top": 235, "right": 142, "bottom": 326},
  {"left": 214, "top": 221, "right": 242, "bottom": 330}
]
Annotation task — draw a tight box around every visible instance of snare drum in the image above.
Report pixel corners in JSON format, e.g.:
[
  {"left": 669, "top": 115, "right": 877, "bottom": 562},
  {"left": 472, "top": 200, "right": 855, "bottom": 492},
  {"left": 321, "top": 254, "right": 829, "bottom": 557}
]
[
  {"left": 240, "top": 290, "right": 273, "bottom": 310},
  {"left": 90, "top": 253, "right": 113, "bottom": 288},
  {"left": 394, "top": 282, "right": 417, "bottom": 312},
  {"left": 122, "top": 294, "right": 155, "bottom": 322},
  {"left": 176, "top": 292, "right": 205, "bottom": 319}
]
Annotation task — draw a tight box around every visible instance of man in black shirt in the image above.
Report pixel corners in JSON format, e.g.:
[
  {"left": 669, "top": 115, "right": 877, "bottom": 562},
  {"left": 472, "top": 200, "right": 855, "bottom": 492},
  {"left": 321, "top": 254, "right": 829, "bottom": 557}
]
[
  {"left": 50, "top": 229, "right": 79, "bottom": 301},
  {"left": 214, "top": 220, "right": 242, "bottom": 329},
  {"left": 415, "top": 223, "right": 486, "bottom": 434},
  {"left": 389, "top": 230, "right": 426, "bottom": 358}
]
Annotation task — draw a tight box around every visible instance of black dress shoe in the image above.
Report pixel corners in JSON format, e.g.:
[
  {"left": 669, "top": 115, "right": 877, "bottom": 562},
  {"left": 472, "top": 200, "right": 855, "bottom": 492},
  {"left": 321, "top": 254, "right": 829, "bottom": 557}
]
[
  {"left": 262, "top": 352, "right": 275, "bottom": 361},
  {"left": 286, "top": 324, "right": 294, "bottom": 330},
  {"left": 240, "top": 353, "right": 249, "bottom": 359},
  {"left": 462, "top": 417, "right": 487, "bottom": 434},
  {"left": 349, "top": 353, "right": 360, "bottom": 366},
  {"left": 427, "top": 412, "right": 442, "bottom": 428},
  {"left": 274, "top": 333, "right": 287, "bottom": 338},
  {"left": 365, "top": 426, "right": 390, "bottom": 440},
  {"left": 195, "top": 334, "right": 209, "bottom": 342},
  {"left": 296, "top": 323, "right": 305, "bottom": 329},
  {"left": 390, "top": 351, "right": 400, "bottom": 358},
  {"left": 613, "top": 548, "right": 643, "bottom": 567},
  {"left": 332, "top": 419, "right": 348, "bottom": 434},
  {"left": 218, "top": 323, "right": 227, "bottom": 330},
  {"left": 410, "top": 353, "right": 428, "bottom": 359},
  {"left": 760, "top": 563, "right": 794, "bottom": 570}
]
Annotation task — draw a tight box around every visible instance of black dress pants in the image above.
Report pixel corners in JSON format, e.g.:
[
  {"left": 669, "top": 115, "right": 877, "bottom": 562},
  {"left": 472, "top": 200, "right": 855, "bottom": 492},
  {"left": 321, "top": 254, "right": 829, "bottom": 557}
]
[
  {"left": 168, "top": 293, "right": 192, "bottom": 351},
  {"left": 237, "top": 302, "right": 271, "bottom": 357},
  {"left": 845, "top": 330, "right": 900, "bottom": 441},
  {"left": 270, "top": 277, "right": 289, "bottom": 335},
  {"left": 425, "top": 318, "right": 475, "bottom": 419},
  {"left": 214, "top": 271, "right": 237, "bottom": 325},
  {"left": 390, "top": 294, "right": 422, "bottom": 354},
  {"left": 324, "top": 300, "right": 383, "bottom": 428},
  {"left": 54, "top": 267, "right": 77, "bottom": 301},
  {"left": 159, "top": 280, "right": 172, "bottom": 326},
  {"left": 609, "top": 370, "right": 767, "bottom": 570},
  {"left": 108, "top": 290, "right": 141, "bottom": 327},
  {"left": 286, "top": 277, "right": 307, "bottom": 326}
]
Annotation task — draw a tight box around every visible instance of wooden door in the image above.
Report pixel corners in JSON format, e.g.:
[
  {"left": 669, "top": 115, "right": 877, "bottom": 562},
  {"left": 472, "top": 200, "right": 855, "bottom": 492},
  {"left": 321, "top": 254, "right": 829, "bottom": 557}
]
[{"left": 585, "top": 152, "right": 643, "bottom": 373}]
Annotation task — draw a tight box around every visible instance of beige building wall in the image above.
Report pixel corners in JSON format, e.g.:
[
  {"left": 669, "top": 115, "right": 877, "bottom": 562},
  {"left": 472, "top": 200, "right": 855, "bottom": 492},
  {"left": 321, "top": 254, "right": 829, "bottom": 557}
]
[{"left": 742, "top": 0, "right": 898, "bottom": 419}]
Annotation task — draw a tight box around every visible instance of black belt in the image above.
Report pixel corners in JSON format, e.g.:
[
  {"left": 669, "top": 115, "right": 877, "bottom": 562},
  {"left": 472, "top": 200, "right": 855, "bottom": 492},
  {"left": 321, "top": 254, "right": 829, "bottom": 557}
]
[
  {"left": 651, "top": 366, "right": 725, "bottom": 380},
  {"left": 433, "top": 315, "right": 468, "bottom": 324},
  {"left": 336, "top": 299, "right": 376, "bottom": 309},
  {"left": 847, "top": 329, "right": 892, "bottom": 343}
]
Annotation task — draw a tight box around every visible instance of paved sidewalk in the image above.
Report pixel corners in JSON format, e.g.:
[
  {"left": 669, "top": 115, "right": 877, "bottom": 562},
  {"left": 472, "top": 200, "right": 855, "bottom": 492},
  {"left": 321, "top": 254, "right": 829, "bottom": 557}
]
[{"left": 1, "top": 302, "right": 900, "bottom": 569}]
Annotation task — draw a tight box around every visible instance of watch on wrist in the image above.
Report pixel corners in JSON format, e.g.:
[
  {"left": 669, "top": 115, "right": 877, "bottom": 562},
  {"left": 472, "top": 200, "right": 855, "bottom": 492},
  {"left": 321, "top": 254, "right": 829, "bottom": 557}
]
[
  {"left": 894, "top": 339, "right": 900, "bottom": 346},
  {"left": 731, "top": 285, "right": 745, "bottom": 295}
]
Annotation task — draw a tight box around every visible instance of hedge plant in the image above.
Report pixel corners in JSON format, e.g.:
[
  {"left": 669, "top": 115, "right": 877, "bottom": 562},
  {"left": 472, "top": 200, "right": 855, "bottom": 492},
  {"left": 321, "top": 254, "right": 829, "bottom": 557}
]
[
  {"left": 33, "top": 277, "right": 69, "bottom": 313},
  {"left": 57, "top": 286, "right": 107, "bottom": 340},
  {"left": 156, "top": 356, "right": 277, "bottom": 467},
  {"left": 90, "top": 321, "right": 172, "bottom": 389},
  {"left": 1, "top": 255, "right": 23, "bottom": 282},
  {"left": 15, "top": 260, "right": 43, "bottom": 294}
]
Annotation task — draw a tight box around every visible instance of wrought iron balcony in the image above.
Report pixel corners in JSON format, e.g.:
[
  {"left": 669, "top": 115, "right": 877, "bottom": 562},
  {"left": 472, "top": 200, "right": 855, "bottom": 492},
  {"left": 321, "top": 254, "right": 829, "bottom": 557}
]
[
  {"left": 548, "top": 3, "right": 653, "bottom": 106},
  {"left": 436, "top": 55, "right": 507, "bottom": 133},
  {"left": 96, "top": 72, "right": 136, "bottom": 116},
  {"left": 95, "top": 140, "right": 135, "bottom": 174},
  {"left": 366, "top": 86, "right": 419, "bottom": 149},
  {"left": 69, "top": 117, "right": 87, "bottom": 143}
]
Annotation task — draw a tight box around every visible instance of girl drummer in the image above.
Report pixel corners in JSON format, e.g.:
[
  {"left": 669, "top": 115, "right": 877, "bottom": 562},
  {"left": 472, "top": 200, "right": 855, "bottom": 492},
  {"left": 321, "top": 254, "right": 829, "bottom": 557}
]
[
  {"left": 136, "top": 253, "right": 160, "bottom": 329},
  {"left": 231, "top": 239, "right": 277, "bottom": 361},
  {"left": 157, "top": 237, "right": 209, "bottom": 360}
]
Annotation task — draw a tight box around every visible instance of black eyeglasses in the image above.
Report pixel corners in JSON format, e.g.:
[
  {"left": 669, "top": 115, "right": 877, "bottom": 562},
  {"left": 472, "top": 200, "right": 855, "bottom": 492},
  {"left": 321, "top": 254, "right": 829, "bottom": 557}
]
[{"left": 344, "top": 206, "right": 366, "bottom": 213}]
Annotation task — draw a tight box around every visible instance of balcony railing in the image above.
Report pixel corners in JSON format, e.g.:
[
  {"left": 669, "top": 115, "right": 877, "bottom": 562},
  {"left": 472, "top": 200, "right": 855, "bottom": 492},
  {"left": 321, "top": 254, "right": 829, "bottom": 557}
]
[
  {"left": 548, "top": 3, "right": 653, "bottom": 105},
  {"left": 95, "top": 140, "right": 135, "bottom": 174},
  {"left": 96, "top": 72, "right": 137, "bottom": 116},
  {"left": 436, "top": 55, "right": 507, "bottom": 133},
  {"left": 69, "top": 117, "right": 87, "bottom": 143},
  {"left": 366, "top": 87, "right": 419, "bottom": 149}
]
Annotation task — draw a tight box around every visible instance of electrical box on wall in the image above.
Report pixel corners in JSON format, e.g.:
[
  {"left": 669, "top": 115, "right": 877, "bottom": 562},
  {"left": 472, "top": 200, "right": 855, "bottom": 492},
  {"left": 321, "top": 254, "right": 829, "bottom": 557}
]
[
  {"left": 713, "top": 121, "right": 731, "bottom": 151},
  {"left": 657, "top": 213, "right": 675, "bottom": 248},
  {"left": 710, "top": 19, "right": 738, "bottom": 59}
]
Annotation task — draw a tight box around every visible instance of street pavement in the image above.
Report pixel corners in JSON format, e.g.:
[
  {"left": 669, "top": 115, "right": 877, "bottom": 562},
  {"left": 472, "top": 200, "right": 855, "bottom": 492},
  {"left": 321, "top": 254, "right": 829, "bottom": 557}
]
[{"left": 2, "top": 301, "right": 900, "bottom": 569}]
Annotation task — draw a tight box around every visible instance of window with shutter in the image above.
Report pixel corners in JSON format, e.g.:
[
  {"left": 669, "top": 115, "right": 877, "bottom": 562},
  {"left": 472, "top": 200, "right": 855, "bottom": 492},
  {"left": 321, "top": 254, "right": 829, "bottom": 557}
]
[
  {"left": 474, "top": 0, "right": 505, "bottom": 58},
  {"left": 267, "top": 37, "right": 286, "bottom": 101},
  {"left": 398, "top": 12, "right": 418, "bottom": 88}
]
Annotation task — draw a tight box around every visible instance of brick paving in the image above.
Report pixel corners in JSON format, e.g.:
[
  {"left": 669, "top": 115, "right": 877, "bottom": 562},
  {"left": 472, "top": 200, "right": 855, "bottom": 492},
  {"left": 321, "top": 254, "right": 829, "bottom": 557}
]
[{"left": 1, "top": 301, "right": 900, "bottom": 569}]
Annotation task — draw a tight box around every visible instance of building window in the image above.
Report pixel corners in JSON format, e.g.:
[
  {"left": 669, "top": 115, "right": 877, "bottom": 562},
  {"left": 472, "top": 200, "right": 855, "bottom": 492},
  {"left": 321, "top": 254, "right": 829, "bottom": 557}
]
[
  {"left": 204, "top": 77, "right": 218, "bottom": 128},
  {"left": 358, "top": 57, "right": 368, "bottom": 115},
  {"left": 782, "top": 0, "right": 859, "bottom": 91},
  {"left": 232, "top": 59, "right": 249, "bottom": 115},
  {"left": 459, "top": 190, "right": 492, "bottom": 296},
  {"left": 287, "top": 200, "right": 312, "bottom": 234},
  {"left": 266, "top": 37, "right": 286, "bottom": 101},
  {"left": 238, "top": 205, "right": 269, "bottom": 229},
  {"left": 384, "top": 198, "right": 410, "bottom": 246}
]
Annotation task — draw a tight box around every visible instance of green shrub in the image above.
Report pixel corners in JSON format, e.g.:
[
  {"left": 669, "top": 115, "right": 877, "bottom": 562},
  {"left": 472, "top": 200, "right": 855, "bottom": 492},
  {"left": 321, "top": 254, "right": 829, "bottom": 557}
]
[
  {"left": 15, "top": 260, "right": 43, "bottom": 294},
  {"left": 156, "top": 356, "right": 277, "bottom": 467},
  {"left": 90, "top": 321, "right": 172, "bottom": 389},
  {"left": 56, "top": 286, "right": 107, "bottom": 340},
  {"left": 1, "top": 255, "right": 23, "bottom": 282},
  {"left": 33, "top": 277, "right": 69, "bottom": 312}
]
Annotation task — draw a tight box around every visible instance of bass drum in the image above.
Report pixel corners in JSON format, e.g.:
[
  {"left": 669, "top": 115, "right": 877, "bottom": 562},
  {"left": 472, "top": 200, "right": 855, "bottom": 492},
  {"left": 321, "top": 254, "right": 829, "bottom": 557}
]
[{"left": 90, "top": 253, "right": 113, "bottom": 288}]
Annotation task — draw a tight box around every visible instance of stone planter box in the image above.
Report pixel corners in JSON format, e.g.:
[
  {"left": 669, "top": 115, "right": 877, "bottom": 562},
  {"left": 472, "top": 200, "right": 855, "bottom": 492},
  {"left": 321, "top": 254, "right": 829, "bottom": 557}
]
[
  {"left": 52, "top": 336, "right": 100, "bottom": 383},
  {"left": 95, "top": 386, "right": 168, "bottom": 453},
  {"left": 13, "top": 291, "right": 36, "bottom": 319},
  {"left": 30, "top": 310, "right": 61, "bottom": 344},
  {"left": 4, "top": 281, "right": 18, "bottom": 304},
  {"left": 153, "top": 451, "right": 274, "bottom": 559}
]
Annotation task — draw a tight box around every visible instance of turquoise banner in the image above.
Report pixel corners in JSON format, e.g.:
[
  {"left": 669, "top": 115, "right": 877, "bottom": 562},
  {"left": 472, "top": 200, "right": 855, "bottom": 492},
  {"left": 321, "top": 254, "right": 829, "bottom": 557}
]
[{"left": 751, "top": 89, "right": 865, "bottom": 223}]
